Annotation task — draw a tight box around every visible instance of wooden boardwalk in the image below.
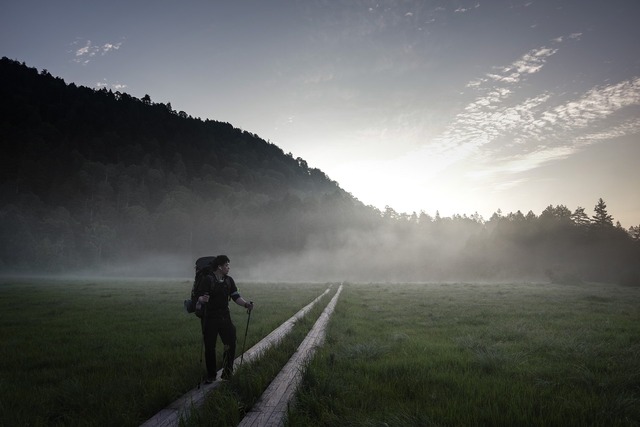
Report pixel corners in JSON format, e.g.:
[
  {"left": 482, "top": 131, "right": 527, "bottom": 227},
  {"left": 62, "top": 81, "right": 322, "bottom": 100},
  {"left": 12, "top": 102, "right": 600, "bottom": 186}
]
[
  {"left": 140, "top": 286, "right": 333, "bottom": 427},
  {"left": 238, "top": 284, "right": 343, "bottom": 427}
]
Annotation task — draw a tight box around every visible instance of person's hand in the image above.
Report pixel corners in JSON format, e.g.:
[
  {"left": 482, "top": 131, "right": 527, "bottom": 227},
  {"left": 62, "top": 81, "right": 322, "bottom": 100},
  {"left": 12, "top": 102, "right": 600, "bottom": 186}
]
[
  {"left": 199, "top": 295, "right": 210, "bottom": 303},
  {"left": 245, "top": 301, "right": 254, "bottom": 312}
]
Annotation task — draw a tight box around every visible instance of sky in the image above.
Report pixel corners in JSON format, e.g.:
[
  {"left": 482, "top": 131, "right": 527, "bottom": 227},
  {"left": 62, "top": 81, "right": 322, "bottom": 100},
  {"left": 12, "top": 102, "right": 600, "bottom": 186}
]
[{"left": 2, "top": 0, "right": 640, "bottom": 227}]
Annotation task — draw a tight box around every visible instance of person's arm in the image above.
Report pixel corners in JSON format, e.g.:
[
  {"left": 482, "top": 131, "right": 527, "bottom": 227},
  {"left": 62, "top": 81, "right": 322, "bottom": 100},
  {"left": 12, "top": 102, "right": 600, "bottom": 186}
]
[
  {"left": 234, "top": 296, "right": 254, "bottom": 311},
  {"left": 228, "top": 278, "right": 253, "bottom": 310}
]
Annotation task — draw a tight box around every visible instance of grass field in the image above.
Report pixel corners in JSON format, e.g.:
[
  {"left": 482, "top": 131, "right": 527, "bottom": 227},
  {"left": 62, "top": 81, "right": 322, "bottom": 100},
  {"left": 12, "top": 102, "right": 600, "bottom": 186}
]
[
  {"left": 0, "top": 278, "right": 330, "bottom": 426},
  {"left": 288, "top": 282, "right": 640, "bottom": 426},
  {"left": 1, "top": 279, "right": 638, "bottom": 426},
  {"left": 181, "top": 289, "right": 334, "bottom": 426}
]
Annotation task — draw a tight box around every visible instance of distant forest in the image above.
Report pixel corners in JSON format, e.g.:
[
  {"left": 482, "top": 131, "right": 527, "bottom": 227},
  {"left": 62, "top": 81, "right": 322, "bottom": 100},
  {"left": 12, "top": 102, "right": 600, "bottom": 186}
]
[{"left": 1, "top": 57, "right": 639, "bottom": 284}]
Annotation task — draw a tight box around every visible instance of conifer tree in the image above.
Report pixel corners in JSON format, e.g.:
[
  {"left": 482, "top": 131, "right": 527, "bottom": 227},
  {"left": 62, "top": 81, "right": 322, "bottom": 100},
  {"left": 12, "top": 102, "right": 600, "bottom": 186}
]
[
  {"left": 591, "top": 198, "right": 613, "bottom": 227},
  {"left": 571, "top": 206, "right": 590, "bottom": 226}
]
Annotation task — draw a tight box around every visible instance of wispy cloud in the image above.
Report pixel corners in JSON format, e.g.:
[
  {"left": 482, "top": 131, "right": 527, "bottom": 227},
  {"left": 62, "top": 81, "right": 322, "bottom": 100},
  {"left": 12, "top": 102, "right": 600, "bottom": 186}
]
[
  {"left": 468, "top": 145, "right": 575, "bottom": 179},
  {"left": 455, "top": 3, "right": 480, "bottom": 13},
  {"left": 574, "top": 118, "right": 640, "bottom": 145},
  {"left": 467, "top": 45, "right": 558, "bottom": 88},
  {"left": 72, "top": 39, "right": 122, "bottom": 65},
  {"left": 464, "top": 77, "right": 640, "bottom": 185},
  {"left": 355, "top": 31, "right": 639, "bottom": 205},
  {"left": 426, "top": 36, "right": 640, "bottom": 185},
  {"left": 96, "top": 80, "right": 128, "bottom": 91},
  {"left": 431, "top": 44, "right": 560, "bottom": 159},
  {"left": 549, "top": 77, "right": 640, "bottom": 130}
]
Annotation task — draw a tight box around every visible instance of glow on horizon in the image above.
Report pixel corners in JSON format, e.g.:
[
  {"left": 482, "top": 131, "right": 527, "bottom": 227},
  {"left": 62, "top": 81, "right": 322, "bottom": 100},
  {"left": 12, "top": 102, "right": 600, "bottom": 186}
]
[{"left": 2, "top": 0, "right": 639, "bottom": 225}]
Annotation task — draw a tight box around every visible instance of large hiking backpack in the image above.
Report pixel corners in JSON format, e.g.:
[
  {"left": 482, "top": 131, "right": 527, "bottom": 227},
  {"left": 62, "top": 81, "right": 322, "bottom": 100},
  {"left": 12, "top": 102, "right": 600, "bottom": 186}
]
[{"left": 184, "top": 256, "right": 216, "bottom": 317}]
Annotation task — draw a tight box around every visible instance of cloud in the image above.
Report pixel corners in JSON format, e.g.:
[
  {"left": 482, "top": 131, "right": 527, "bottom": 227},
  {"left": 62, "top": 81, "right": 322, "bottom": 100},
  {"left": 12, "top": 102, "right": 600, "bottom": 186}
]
[
  {"left": 549, "top": 77, "right": 640, "bottom": 130},
  {"left": 413, "top": 32, "right": 640, "bottom": 186},
  {"left": 438, "top": 46, "right": 559, "bottom": 154},
  {"left": 454, "top": 3, "right": 480, "bottom": 13},
  {"left": 574, "top": 118, "right": 640, "bottom": 146},
  {"left": 466, "top": 77, "right": 640, "bottom": 181},
  {"left": 468, "top": 145, "right": 576, "bottom": 179},
  {"left": 96, "top": 80, "right": 128, "bottom": 91},
  {"left": 552, "top": 33, "right": 582, "bottom": 44},
  {"left": 72, "top": 39, "right": 123, "bottom": 64},
  {"left": 493, "top": 179, "right": 527, "bottom": 192},
  {"left": 102, "top": 43, "right": 121, "bottom": 53},
  {"left": 467, "top": 45, "right": 557, "bottom": 89},
  {"left": 300, "top": 68, "right": 335, "bottom": 84}
]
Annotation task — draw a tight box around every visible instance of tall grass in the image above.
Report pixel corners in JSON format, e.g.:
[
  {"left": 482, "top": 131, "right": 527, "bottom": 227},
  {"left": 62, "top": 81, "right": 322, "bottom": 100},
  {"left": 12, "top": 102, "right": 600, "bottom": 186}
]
[
  {"left": 288, "top": 282, "right": 640, "bottom": 426},
  {"left": 0, "top": 278, "right": 329, "bottom": 426},
  {"left": 3, "top": 280, "right": 638, "bottom": 426}
]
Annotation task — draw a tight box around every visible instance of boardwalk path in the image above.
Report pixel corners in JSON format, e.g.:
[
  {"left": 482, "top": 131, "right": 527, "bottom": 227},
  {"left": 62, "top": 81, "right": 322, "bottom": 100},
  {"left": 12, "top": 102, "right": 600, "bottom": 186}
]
[
  {"left": 238, "top": 284, "right": 343, "bottom": 427},
  {"left": 140, "top": 286, "right": 334, "bottom": 427}
]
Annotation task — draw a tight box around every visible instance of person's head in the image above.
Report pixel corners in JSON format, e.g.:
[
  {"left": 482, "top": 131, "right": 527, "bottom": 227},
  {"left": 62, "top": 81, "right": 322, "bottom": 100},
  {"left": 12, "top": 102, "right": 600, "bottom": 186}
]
[{"left": 213, "top": 255, "right": 230, "bottom": 274}]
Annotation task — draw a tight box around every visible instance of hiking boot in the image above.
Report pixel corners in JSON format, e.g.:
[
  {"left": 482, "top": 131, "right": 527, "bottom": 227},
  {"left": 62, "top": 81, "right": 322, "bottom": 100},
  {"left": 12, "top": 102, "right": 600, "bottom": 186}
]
[
  {"left": 204, "top": 376, "right": 215, "bottom": 384},
  {"left": 220, "top": 371, "right": 232, "bottom": 381}
]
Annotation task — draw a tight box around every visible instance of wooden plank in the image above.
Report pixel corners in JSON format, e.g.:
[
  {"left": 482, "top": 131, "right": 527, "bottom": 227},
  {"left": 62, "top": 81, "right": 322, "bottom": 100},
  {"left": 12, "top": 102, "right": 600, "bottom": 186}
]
[
  {"left": 238, "top": 285, "right": 343, "bottom": 427},
  {"left": 232, "top": 287, "right": 332, "bottom": 369},
  {"left": 139, "top": 287, "right": 332, "bottom": 427}
]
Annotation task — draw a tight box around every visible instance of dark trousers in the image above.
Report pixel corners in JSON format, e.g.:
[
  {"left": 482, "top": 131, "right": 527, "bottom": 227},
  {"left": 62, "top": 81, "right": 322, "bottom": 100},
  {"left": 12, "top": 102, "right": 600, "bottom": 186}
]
[{"left": 201, "top": 315, "right": 236, "bottom": 378}]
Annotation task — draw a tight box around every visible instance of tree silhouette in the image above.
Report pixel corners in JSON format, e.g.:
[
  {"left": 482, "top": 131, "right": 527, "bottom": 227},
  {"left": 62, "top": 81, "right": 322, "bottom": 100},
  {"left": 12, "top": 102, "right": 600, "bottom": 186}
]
[
  {"left": 1, "top": 57, "right": 638, "bottom": 285},
  {"left": 571, "top": 206, "right": 590, "bottom": 226},
  {"left": 592, "top": 198, "right": 614, "bottom": 227}
]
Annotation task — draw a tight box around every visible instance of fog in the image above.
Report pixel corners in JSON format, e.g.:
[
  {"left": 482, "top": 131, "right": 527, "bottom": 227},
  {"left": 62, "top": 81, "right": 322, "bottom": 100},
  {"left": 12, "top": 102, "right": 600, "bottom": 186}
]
[
  {"left": 3, "top": 200, "right": 638, "bottom": 286},
  {"left": 9, "top": 208, "right": 631, "bottom": 287},
  {"left": 2, "top": 59, "right": 637, "bottom": 287}
]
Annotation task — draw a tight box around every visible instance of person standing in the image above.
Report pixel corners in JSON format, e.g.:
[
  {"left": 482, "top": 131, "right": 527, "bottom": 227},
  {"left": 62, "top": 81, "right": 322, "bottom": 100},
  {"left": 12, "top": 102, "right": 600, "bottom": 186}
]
[{"left": 196, "top": 255, "right": 254, "bottom": 383}]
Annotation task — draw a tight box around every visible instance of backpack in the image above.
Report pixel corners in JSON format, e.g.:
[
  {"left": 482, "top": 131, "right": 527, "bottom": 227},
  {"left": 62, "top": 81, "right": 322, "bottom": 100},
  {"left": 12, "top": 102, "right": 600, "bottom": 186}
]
[{"left": 184, "top": 256, "right": 216, "bottom": 317}]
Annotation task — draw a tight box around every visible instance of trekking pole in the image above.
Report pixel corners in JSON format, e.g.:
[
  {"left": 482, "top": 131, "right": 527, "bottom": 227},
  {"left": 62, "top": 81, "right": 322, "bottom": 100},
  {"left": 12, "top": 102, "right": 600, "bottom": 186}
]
[
  {"left": 197, "top": 298, "right": 208, "bottom": 389},
  {"left": 198, "top": 328, "right": 204, "bottom": 389},
  {"left": 239, "top": 302, "right": 252, "bottom": 368}
]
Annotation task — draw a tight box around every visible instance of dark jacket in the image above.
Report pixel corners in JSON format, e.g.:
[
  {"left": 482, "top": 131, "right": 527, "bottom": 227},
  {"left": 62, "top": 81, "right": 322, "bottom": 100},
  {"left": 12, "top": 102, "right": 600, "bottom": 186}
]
[{"left": 196, "top": 274, "right": 240, "bottom": 318}]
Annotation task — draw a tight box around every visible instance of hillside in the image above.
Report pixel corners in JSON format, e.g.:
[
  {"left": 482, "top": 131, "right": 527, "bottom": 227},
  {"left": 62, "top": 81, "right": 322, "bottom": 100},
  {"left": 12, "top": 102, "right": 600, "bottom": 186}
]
[
  {"left": 1, "top": 57, "right": 639, "bottom": 284},
  {"left": 0, "top": 57, "right": 378, "bottom": 277}
]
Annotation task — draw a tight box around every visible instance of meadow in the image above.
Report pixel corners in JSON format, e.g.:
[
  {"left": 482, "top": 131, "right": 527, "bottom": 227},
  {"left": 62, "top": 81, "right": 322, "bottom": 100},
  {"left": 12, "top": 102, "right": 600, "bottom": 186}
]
[
  {"left": 1, "top": 279, "right": 638, "bottom": 426},
  {"left": 288, "top": 282, "right": 640, "bottom": 426},
  {"left": 0, "top": 278, "right": 330, "bottom": 426}
]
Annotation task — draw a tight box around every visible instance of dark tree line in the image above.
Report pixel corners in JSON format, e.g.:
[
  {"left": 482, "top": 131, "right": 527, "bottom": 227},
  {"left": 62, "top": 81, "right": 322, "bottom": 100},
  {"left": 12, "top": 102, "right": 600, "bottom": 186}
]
[{"left": 1, "top": 57, "right": 638, "bottom": 284}]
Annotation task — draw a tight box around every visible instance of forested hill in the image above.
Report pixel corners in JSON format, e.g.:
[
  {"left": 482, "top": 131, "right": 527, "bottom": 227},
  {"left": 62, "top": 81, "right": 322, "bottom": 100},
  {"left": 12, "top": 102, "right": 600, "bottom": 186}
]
[
  {"left": 1, "top": 57, "right": 639, "bottom": 284},
  {"left": 0, "top": 57, "right": 374, "bottom": 276}
]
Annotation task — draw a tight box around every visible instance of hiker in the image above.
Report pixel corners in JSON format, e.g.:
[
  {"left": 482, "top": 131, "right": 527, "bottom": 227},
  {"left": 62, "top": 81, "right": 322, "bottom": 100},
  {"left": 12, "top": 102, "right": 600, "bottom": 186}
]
[{"left": 195, "top": 255, "right": 254, "bottom": 383}]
